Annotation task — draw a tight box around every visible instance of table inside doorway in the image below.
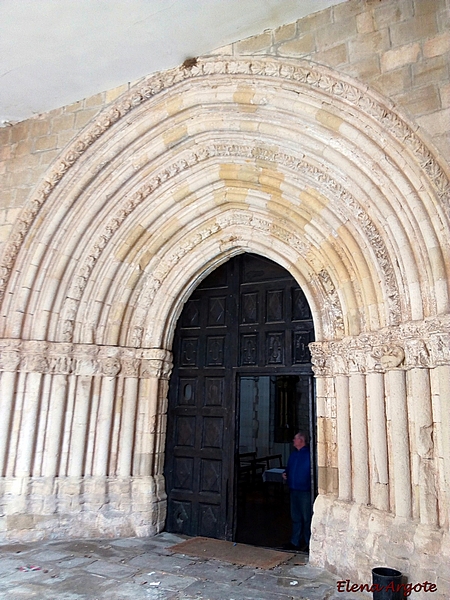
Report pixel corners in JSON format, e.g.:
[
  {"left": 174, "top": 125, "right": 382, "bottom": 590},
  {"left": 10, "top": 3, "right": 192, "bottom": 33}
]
[{"left": 262, "top": 468, "right": 285, "bottom": 483}]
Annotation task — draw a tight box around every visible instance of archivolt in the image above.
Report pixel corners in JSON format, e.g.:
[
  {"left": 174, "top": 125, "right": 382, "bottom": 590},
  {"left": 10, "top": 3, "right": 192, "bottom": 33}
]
[{"left": 1, "top": 56, "right": 449, "bottom": 346}]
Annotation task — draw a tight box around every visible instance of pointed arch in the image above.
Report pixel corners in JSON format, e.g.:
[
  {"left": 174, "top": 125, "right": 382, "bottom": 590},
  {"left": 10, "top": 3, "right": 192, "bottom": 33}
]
[{"left": 0, "top": 56, "right": 448, "bottom": 347}]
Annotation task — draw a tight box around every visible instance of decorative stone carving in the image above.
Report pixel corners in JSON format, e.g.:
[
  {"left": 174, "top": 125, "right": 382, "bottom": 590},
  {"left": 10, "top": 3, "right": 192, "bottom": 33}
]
[
  {"left": 379, "top": 344, "right": 405, "bottom": 370},
  {"left": 404, "top": 339, "right": 430, "bottom": 369},
  {"left": 310, "top": 315, "right": 450, "bottom": 376},
  {"left": 101, "top": 357, "right": 121, "bottom": 377},
  {"left": 1, "top": 56, "right": 446, "bottom": 321},
  {"left": 347, "top": 348, "right": 367, "bottom": 373},
  {"left": 57, "top": 139, "right": 399, "bottom": 340},
  {"left": 73, "top": 344, "right": 99, "bottom": 376},
  {"left": 309, "top": 342, "right": 332, "bottom": 377},
  {"left": 331, "top": 353, "right": 348, "bottom": 375},
  {"left": 318, "top": 269, "right": 345, "bottom": 338},
  {"left": 428, "top": 333, "right": 450, "bottom": 365},
  {"left": 121, "top": 358, "right": 140, "bottom": 378},
  {"left": 0, "top": 349, "right": 21, "bottom": 371}
]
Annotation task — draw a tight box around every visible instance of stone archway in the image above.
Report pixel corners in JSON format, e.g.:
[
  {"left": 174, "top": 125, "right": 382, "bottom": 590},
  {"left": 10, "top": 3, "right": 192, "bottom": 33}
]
[{"left": 0, "top": 56, "right": 449, "bottom": 588}]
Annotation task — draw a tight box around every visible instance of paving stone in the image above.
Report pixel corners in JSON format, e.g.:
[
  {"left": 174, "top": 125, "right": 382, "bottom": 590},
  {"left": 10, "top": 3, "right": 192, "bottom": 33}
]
[
  {"left": 127, "top": 552, "right": 195, "bottom": 571},
  {"left": 25, "top": 548, "right": 74, "bottom": 562},
  {"left": 52, "top": 540, "right": 110, "bottom": 554},
  {"left": 97, "top": 582, "right": 179, "bottom": 600},
  {"left": 52, "top": 541, "right": 125, "bottom": 560},
  {"left": 0, "top": 544, "right": 35, "bottom": 555},
  {"left": 132, "top": 570, "right": 198, "bottom": 591},
  {"left": 181, "top": 579, "right": 292, "bottom": 599},
  {"left": 83, "top": 559, "right": 139, "bottom": 579},
  {"left": 0, "top": 556, "right": 32, "bottom": 575},
  {"left": 32, "top": 573, "right": 117, "bottom": 599},
  {"left": 153, "top": 533, "right": 186, "bottom": 545},
  {"left": 56, "top": 556, "right": 97, "bottom": 568},
  {"left": 109, "top": 537, "right": 150, "bottom": 549},
  {"left": 177, "top": 559, "right": 255, "bottom": 584},
  {"left": 0, "top": 567, "right": 47, "bottom": 585},
  {"left": 0, "top": 534, "right": 374, "bottom": 599},
  {"left": 242, "top": 572, "right": 305, "bottom": 595}
]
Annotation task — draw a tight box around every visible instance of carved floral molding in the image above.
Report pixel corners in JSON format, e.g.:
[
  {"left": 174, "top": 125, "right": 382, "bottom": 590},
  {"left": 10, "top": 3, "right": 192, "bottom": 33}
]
[
  {"left": 0, "top": 340, "right": 173, "bottom": 379},
  {"left": 310, "top": 315, "right": 450, "bottom": 376}
]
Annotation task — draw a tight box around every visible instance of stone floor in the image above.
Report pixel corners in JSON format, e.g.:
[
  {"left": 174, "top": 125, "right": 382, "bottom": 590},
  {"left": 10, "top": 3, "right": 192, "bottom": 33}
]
[{"left": 0, "top": 532, "right": 369, "bottom": 599}]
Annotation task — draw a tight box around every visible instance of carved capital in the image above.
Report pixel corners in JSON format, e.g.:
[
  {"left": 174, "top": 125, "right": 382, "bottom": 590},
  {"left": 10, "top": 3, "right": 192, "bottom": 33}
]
[
  {"left": 428, "top": 333, "right": 450, "bottom": 366},
  {"left": 139, "top": 349, "right": 173, "bottom": 379},
  {"left": 404, "top": 339, "right": 430, "bottom": 369},
  {"left": 310, "top": 342, "right": 332, "bottom": 377},
  {"left": 0, "top": 349, "right": 21, "bottom": 371}
]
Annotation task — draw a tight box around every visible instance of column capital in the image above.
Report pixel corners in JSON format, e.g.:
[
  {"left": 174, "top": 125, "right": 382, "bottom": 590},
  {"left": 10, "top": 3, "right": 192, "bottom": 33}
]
[
  {"left": 309, "top": 315, "right": 450, "bottom": 376},
  {"left": 0, "top": 339, "right": 173, "bottom": 379}
]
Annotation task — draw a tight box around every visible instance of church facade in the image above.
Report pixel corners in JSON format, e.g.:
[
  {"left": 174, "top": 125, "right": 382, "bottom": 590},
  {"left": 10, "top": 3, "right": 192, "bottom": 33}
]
[{"left": 0, "top": 0, "right": 449, "bottom": 597}]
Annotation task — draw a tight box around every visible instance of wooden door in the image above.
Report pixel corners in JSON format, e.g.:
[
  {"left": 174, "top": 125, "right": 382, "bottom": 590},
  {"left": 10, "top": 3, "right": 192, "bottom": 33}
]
[
  {"left": 164, "top": 254, "right": 314, "bottom": 539},
  {"left": 164, "top": 262, "right": 237, "bottom": 538}
]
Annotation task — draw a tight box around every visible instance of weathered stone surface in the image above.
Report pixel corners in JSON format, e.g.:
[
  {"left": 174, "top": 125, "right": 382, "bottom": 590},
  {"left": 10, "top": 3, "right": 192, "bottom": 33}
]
[{"left": 0, "top": 2, "right": 449, "bottom": 599}]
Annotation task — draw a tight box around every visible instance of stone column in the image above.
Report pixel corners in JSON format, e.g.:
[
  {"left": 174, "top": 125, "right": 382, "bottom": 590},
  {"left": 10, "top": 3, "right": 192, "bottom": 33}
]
[
  {"left": 408, "top": 366, "right": 438, "bottom": 527},
  {"left": 0, "top": 370, "right": 17, "bottom": 476},
  {"left": 42, "top": 374, "right": 68, "bottom": 477},
  {"left": 349, "top": 371, "right": 369, "bottom": 505},
  {"left": 15, "top": 372, "right": 43, "bottom": 476},
  {"left": 436, "top": 364, "right": 450, "bottom": 527},
  {"left": 117, "top": 377, "right": 139, "bottom": 476},
  {"left": 67, "top": 375, "right": 93, "bottom": 477},
  {"left": 335, "top": 374, "right": 351, "bottom": 501},
  {"left": 93, "top": 375, "right": 117, "bottom": 476},
  {"left": 91, "top": 356, "right": 121, "bottom": 477},
  {"left": 366, "top": 371, "right": 389, "bottom": 511},
  {"left": 134, "top": 376, "right": 158, "bottom": 476},
  {"left": 386, "top": 368, "right": 412, "bottom": 518},
  {"left": 315, "top": 375, "right": 330, "bottom": 496},
  {"left": 153, "top": 377, "right": 171, "bottom": 477},
  {"left": 133, "top": 350, "right": 173, "bottom": 477}
]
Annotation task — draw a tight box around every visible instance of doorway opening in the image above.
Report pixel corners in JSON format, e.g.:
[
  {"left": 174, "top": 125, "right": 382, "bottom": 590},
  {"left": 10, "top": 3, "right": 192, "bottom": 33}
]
[
  {"left": 235, "top": 374, "right": 314, "bottom": 548},
  {"left": 164, "top": 253, "right": 316, "bottom": 547}
]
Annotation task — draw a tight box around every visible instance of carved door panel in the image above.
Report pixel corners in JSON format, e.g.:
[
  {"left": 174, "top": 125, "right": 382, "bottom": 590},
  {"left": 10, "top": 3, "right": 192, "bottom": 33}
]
[
  {"left": 165, "top": 263, "right": 236, "bottom": 538},
  {"left": 165, "top": 254, "right": 314, "bottom": 540}
]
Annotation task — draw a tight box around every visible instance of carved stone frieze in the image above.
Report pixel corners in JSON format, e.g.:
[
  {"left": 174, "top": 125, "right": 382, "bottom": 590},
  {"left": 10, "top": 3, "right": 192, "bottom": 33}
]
[
  {"left": 0, "top": 340, "right": 173, "bottom": 379},
  {"left": 1, "top": 56, "right": 446, "bottom": 320},
  {"left": 310, "top": 342, "right": 332, "bottom": 378},
  {"left": 317, "top": 270, "right": 345, "bottom": 338},
  {"left": 310, "top": 315, "right": 450, "bottom": 376},
  {"left": 404, "top": 339, "right": 430, "bottom": 369},
  {"left": 427, "top": 333, "right": 450, "bottom": 366},
  {"left": 366, "top": 344, "right": 404, "bottom": 371}
]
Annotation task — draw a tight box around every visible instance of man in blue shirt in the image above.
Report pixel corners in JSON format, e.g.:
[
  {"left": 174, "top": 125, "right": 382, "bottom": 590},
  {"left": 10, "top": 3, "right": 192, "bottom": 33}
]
[{"left": 282, "top": 431, "right": 312, "bottom": 551}]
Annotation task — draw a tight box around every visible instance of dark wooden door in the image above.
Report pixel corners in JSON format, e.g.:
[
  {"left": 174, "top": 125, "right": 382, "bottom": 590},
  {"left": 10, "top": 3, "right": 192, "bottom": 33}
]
[{"left": 165, "top": 254, "right": 314, "bottom": 539}]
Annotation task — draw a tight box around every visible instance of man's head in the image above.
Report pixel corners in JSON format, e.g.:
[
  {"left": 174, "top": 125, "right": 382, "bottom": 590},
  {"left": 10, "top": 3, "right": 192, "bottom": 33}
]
[{"left": 293, "top": 431, "right": 308, "bottom": 450}]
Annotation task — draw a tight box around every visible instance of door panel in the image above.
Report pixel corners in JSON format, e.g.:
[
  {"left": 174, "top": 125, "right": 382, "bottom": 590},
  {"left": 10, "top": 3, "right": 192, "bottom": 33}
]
[{"left": 165, "top": 254, "right": 314, "bottom": 539}]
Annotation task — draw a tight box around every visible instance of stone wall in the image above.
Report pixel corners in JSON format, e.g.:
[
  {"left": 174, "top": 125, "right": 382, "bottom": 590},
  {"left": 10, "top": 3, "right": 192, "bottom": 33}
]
[
  {"left": 0, "top": 83, "right": 131, "bottom": 248},
  {"left": 226, "top": 0, "right": 450, "bottom": 157}
]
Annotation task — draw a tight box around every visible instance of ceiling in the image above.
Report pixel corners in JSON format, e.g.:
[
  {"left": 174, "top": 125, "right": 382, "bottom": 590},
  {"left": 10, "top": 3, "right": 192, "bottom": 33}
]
[{"left": 0, "top": 0, "right": 345, "bottom": 124}]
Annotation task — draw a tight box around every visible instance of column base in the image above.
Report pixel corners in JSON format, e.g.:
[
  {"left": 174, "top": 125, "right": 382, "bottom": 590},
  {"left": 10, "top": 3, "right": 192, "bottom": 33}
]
[{"left": 0, "top": 476, "right": 167, "bottom": 542}]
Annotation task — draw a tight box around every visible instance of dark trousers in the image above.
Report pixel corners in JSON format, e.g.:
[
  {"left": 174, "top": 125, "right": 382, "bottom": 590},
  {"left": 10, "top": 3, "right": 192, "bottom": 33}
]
[{"left": 289, "top": 489, "right": 312, "bottom": 547}]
